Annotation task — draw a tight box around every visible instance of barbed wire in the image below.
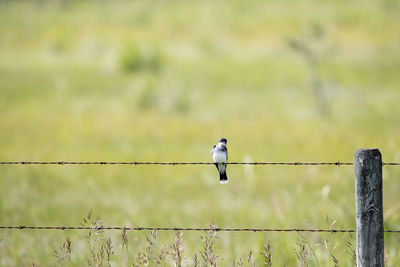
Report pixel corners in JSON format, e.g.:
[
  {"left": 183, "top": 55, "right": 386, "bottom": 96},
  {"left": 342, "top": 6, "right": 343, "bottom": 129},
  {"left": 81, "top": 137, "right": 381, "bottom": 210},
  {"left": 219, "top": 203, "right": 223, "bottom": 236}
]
[
  {"left": 0, "top": 161, "right": 399, "bottom": 166},
  {"left": 0, "top": 226, "right": 399, "bottom": 233}
]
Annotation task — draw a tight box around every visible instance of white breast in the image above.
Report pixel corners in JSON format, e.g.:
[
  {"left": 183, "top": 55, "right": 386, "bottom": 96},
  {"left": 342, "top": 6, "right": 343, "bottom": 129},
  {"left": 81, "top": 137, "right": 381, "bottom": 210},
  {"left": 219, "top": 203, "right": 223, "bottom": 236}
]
[{"left": 213, "top": 149, "right": 227, "bottom": 163}]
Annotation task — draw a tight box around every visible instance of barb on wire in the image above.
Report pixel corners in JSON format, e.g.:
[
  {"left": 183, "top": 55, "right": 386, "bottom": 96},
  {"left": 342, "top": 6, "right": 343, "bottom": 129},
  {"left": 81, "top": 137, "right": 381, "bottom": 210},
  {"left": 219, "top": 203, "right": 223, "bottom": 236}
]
[{"left": 0, "top": 226, "right": 399, "bottom": 233}]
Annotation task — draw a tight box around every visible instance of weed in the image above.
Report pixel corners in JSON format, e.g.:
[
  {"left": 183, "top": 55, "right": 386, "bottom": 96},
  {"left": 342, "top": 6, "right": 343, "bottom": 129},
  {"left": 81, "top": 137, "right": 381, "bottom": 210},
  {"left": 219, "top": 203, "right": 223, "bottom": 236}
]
[
  {"left": 293, "top": 234, "right": 318, "bottom": 267},
  {"left": 168, "top": 231, "right": 184, "bottom": 267},
  {"left": 133, "top": 230, "right": 166, "bottom": 266},
  {"left": 232, "top": 257, "right": 244, "bottom": 267},
  {"left": 332, "top": 255, "right": 339, "bottom": 267},
  {"left": 323, "top": 218, "right": 339, "bottom": 267},
  {"left": 193, "top": 253, "right": 200, "bottom": 267},
  {"left": 104, "top": 238, "right": 114, "bottom": 267},
  {"left": 81, "top": 211, "right": 114, "bottom": 267},
  {"left": 346, "top": 233, "right": 356, "bottom": 267},
  {"left": 54, "top": 237, "right": 72, "bottom": 266},
  {"left": 247, "top": 250, "right": 257, "bottom": 267},
  {"left": 199, "top": 222, "right": 220, "bottom": 267},
  {"left": 121, "top": 228, "right": 129, "bottom": 267},
  {"left": 259, "top": 240, "right": 272, "bottom": 266}
]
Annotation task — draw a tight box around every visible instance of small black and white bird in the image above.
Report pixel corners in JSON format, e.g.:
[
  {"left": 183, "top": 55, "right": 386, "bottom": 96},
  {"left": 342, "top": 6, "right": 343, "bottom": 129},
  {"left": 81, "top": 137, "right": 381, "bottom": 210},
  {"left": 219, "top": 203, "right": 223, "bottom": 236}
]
[{"left": 211, "top": 137, "right": 228, "bottom": 184}]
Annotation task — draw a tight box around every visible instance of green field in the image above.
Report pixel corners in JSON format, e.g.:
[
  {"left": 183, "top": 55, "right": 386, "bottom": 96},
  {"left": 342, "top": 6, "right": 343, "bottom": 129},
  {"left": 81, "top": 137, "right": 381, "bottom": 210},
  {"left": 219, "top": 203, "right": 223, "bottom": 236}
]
[{"left": 1, "top": 0, "right": 400, "bottom": 266}]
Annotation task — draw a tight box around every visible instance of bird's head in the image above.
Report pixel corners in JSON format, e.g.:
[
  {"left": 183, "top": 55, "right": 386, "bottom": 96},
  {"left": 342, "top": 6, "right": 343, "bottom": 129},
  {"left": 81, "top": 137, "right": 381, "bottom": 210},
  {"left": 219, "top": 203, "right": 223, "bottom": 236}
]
[{"left": 219, "top": 138, "right": 227, "bottom": 144}]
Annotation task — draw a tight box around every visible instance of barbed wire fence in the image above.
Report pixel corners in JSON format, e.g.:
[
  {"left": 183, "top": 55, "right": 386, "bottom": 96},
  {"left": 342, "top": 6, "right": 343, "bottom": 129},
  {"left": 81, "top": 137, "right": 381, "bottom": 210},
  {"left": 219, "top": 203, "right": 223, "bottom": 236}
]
[
  {"left": 0, "top": 158, "right": 399, "bottom": 234},
  {"left": 0, "top": 150, "right": 398, "bottom": 265}
]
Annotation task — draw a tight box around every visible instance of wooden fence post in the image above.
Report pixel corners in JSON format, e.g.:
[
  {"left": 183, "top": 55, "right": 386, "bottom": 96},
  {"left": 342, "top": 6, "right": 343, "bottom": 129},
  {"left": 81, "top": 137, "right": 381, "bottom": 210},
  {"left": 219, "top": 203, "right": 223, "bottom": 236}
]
[{"left": 354, "top": 149, "right": 384, "bottom": 266}]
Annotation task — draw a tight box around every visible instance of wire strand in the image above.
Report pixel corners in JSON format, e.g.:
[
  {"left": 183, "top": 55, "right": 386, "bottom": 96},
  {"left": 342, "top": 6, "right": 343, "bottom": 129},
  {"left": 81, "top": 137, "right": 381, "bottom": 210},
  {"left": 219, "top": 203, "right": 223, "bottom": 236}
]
[
  {"left": 0, "top": 161, "right": 351, "bottom": 165},
  {"left": 0, "top": 161, "right": 399, "bottom": 166},
  {"left": 0, "top": 226, "right": 399, "bottom": 233}
]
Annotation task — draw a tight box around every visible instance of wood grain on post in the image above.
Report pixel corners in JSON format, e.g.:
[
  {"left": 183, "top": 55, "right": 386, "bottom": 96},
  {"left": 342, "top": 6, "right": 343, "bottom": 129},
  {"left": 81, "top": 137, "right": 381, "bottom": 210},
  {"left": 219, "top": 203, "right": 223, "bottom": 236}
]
[{"left": 354, "top": 149, "right": 384, "bottom": 267}]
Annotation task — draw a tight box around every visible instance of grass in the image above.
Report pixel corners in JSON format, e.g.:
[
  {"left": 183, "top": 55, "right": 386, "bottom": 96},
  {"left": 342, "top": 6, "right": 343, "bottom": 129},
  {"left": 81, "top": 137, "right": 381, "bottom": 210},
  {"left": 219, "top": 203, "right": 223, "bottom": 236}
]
[
  {"left": 47, "top": 214, "right": 351, "bottom": 266},
  {"left": 0, "top": 0, "right": 400, "bottom": 265}
]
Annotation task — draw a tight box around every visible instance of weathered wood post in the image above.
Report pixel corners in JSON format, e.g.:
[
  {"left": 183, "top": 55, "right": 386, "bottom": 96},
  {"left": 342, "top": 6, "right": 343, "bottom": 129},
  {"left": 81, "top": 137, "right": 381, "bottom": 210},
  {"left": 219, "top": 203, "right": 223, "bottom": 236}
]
[{"left": 354, "top": 149, "right": 384, "bottom": 266}]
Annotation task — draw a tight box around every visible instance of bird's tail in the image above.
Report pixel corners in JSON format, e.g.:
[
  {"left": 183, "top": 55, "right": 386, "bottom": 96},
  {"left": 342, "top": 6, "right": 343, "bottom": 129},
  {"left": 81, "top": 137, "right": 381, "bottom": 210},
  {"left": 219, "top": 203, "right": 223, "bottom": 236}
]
[{"left": 219, "top": 171, "right": 228, "bottom": 184}]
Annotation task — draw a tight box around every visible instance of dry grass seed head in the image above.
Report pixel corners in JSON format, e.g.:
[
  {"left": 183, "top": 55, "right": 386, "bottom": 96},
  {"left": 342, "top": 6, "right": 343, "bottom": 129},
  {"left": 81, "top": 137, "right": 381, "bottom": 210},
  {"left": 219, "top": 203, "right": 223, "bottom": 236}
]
[
  {"left": 293, "top": 234, "right": 314, "bottom": 266},
  {"left": 259, "top": 240, "right": 272, "bottom": 266},
  {"left": 167, "top": 231, "right": 184, "bottom": 267},
  {"left": 122, "top": 228, "right": 128, "bottom": 247},
  {"left": 193, "top": 253, "right": 199, "bottom": 267},
  {"left": 346, "top": 233, "right": 356, "bottom": 266},
  {"left": 104, "top": 237, "right": 114, "bottom": 266},
  {"left": 332, "top": 255, "right": 339, "bottom": 267},
  {"left": 133, "top": 229, "right": 168, "bottom": 266},
  {"left": 200, "top": 222, "right": 220, "bottom": 266},
  {"left": 54, "top": 237, "right": 72, "bottom": 264},
  {"left": 81, "top": 212, "right": 109, "bottom": 267}
]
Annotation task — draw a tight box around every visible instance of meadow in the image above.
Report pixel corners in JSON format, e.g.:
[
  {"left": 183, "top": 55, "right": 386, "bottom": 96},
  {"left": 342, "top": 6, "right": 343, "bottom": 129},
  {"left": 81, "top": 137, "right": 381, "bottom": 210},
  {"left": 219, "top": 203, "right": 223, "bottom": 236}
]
[{"left": 0, "top": 0, "right": 400, "bottom": 266}]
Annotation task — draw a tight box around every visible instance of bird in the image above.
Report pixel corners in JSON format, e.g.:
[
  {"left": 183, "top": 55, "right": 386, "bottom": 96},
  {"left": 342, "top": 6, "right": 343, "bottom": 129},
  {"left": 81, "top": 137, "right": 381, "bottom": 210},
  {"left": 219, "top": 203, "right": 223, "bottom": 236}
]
[{"left": 211, "top": 137, "right": 228, "bottom": 184}]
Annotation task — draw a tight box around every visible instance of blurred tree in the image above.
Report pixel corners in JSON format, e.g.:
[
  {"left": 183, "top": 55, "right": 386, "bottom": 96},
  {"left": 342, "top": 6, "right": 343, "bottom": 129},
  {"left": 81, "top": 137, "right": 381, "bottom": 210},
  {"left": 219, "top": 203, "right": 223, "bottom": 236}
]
[{"left": 288, "top": 23, "right": 337, "bottom": 118}]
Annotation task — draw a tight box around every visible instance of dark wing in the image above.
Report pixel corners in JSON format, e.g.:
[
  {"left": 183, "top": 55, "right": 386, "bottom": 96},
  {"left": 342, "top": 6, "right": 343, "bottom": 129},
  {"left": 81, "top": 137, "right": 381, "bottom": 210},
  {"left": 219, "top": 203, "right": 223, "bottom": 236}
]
[{"left": 211, "top": 145, "right": 216, "bottom": 155}]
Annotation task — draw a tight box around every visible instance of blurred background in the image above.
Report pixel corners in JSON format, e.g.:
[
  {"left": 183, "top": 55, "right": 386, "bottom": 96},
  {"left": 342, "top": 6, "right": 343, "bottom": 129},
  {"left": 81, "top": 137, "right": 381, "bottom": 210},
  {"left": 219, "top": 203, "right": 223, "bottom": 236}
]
[{"left": 1, "top": 0, "right": 400, "bottom": 265}]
